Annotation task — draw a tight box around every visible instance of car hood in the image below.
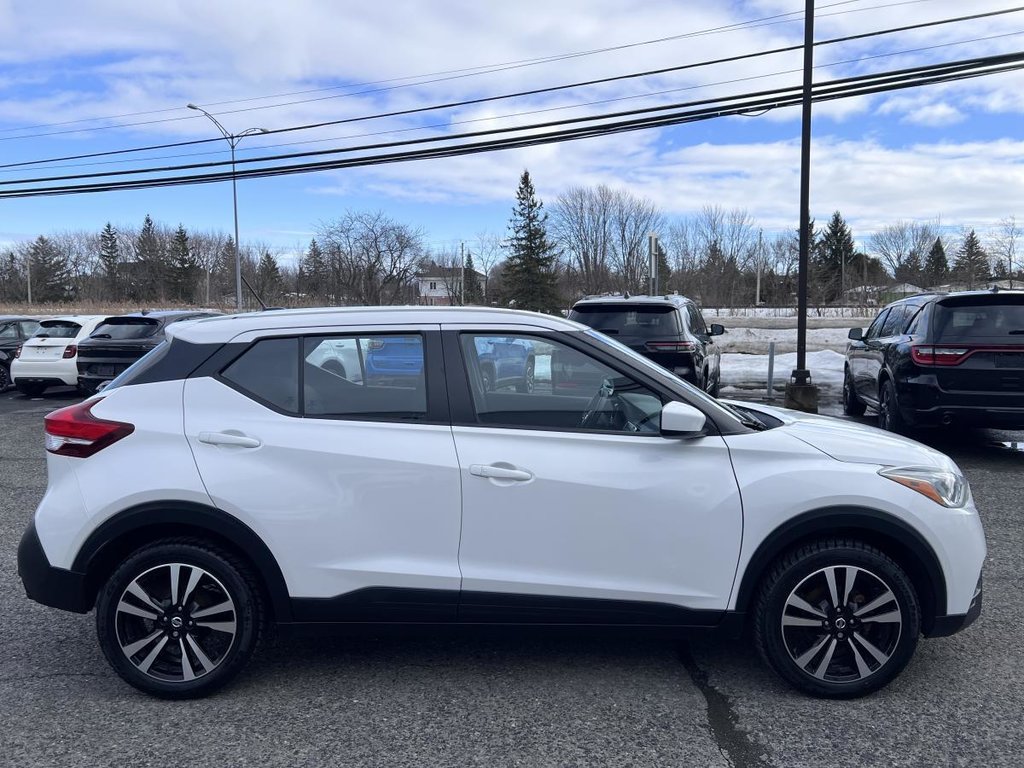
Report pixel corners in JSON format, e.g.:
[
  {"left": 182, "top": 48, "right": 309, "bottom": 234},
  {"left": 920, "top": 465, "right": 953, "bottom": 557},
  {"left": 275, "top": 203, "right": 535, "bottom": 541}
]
[{"left": 722, "top": 400, "right": 957, "bottom": 471}]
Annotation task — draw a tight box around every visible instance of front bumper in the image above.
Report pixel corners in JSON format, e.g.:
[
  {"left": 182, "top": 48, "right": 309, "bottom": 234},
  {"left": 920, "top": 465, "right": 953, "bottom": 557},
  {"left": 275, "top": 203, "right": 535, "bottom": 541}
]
[
  {"left": 925, "top": 573, "right": 983, "bottom": 638},
  {"left": 17, "top": 521, "right": 92, "bottom": 613}
]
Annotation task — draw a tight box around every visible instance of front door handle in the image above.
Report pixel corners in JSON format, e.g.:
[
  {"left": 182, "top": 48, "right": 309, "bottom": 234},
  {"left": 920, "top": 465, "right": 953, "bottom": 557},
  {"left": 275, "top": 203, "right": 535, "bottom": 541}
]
[
  {"left": 469, "top": 464, "right": 533, "bottom": 482},
  {"left": 198, "top": 431, "right": 262, "bottom": 449}
]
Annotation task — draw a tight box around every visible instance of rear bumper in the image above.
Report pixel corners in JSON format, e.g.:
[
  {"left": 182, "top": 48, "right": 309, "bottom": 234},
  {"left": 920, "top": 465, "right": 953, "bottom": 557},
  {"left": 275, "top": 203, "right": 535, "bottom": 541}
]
[
  {"left": 899, "top": 377, "right": 1024, "bottom": 428},
  {"left": 11, "top": 359, "right": 79, "bottom": 386},
  {"left": 17, "top": 521, "right": 92, "bottom": 613}
]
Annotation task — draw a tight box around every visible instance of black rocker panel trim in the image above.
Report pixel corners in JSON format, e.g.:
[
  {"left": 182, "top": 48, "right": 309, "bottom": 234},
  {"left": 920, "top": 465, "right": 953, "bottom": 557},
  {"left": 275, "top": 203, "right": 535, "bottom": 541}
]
[
  {"left": 733, "top": 506, "right": 947, "bottom": 632},
  {"left": 72, "top": 501, "right": 292, "bottom": 621},
  {"left": 289, "top": 587, "right": 725, "bottom": 627}
]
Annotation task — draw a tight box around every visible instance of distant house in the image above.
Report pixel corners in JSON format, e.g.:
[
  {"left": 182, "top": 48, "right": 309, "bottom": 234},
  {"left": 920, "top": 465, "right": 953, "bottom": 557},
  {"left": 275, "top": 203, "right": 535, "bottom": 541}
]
[{"left": 416, "top": 265, "right": 486, "bottom": 306}]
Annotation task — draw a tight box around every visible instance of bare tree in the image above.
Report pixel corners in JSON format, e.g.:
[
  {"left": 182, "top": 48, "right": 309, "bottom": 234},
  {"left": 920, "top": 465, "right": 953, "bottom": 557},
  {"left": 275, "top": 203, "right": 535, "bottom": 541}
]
[
  {"left": 317, "top": 211, "right": 424, "bottom": 305},
  {"left": 473, "top": 230, "right": 504, "bottom": 302},
  {"left": 550, "top": 185, "right": 615, "bottom": 297},
  {"left": 608, "top": 189, "right": 664, "bottom": 294},
  {"left": 992, "top": 216, "right": 1020, "bottom": 286},
  {"left": 868, "top": 220, "right": 936, "bottom": 283}
]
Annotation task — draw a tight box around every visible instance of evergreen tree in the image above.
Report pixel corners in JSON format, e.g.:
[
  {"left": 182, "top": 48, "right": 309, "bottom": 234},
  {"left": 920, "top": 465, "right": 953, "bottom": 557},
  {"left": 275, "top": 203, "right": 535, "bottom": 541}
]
[
  {"left": 28, "top": 236, "right": 71, "bottom": 302},
  {"left": 300, "top": 238, "right": 327, "bottom": 299},
  {"left": 814, "top": 211, "right": 855, "bottom": 302},
  {"left": 923, "top": 237, "right": 949, "bottom": 287},
  {"left": 953, "top": 229, "right": 988, "bottom": 289},
  {"left": 134, "top": 214, "right": 166, "bottom": 300},
  {"left": 254, "top": 250, "right": 282, "bottom": 301},
  {"left": 99, "top": 222, "right": 120, "bottom": 299},
  {"left": 654, "top": 243, "right": 672, "bottom": 293},
  {"left": 463, "top": 250, "right": 484, "bottom": 304},
  {"left": 502, "top": 170, "right": 560, "bottom": 312},
  {"left": 169, "top": 224, "right": 199, "bottom": 302}
]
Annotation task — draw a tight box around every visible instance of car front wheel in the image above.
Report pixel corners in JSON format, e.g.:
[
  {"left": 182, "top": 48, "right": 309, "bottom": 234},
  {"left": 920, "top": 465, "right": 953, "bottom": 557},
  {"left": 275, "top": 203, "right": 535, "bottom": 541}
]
[
  {"left": 96, "top": 539, "right": 263, "bottom": 699},
  {"left": 843, "top": 369, "right": 866, "bottom": 416},
  {"left": 754, "top": 539, "right": 920, "bottom": 698}
]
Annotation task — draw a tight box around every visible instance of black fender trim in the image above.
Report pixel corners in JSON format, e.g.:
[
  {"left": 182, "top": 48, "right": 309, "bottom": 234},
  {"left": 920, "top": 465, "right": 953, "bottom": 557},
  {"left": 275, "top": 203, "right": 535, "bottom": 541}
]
[
  {"left": 72, "top": 501, "right": 292, "bottom": 621},
  {"left": 733, "top": 506, "right": 947, "bottom": 633}
]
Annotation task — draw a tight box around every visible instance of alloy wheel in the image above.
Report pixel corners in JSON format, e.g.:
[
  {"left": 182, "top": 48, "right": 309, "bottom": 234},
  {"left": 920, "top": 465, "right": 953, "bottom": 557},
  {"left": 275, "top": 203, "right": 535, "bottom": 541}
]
[
  {"left": 781, "top": 565, "right": 902, "bottom": 683},
  {"left": 115, "top": 562, "right": 237, "bottom": 683}
]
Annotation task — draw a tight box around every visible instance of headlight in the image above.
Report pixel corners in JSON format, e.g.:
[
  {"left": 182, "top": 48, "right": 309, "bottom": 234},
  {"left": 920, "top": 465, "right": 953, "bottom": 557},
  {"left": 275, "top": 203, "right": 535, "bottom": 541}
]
[{"left": 878, "top": 466, "right": 969, "bottom": 508}]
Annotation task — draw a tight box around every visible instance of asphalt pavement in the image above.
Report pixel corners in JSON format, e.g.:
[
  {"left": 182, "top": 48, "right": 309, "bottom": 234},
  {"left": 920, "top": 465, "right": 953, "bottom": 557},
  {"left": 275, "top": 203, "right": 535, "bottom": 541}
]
[{"left": 1, "top": 387, "right": 1022, "bottom": 767}]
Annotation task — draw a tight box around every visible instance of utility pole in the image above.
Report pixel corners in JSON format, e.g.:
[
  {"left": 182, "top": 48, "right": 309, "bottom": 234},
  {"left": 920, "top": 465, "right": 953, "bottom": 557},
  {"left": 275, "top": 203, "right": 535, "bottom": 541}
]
[
  {"left": 26, "top": 255, "right": 31, "bottom": 304},
  {"left": 648, "top": 232, "right": 659, "bottom": 294},
  {"left": 460, "top": 241, "right": 466, "bottom": 305},
  {"left": 784, "top": 0, "right": 819, "bottom": 413},
  {"left": 755, "top": 229, "right": 764, "bottom": 306}
]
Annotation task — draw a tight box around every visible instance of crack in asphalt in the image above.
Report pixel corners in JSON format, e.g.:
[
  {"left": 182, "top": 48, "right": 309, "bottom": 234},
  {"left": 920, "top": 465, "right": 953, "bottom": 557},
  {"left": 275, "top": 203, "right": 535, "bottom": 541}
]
[{"left": 678, "top": 643, "right": 766, "bottom": 768}]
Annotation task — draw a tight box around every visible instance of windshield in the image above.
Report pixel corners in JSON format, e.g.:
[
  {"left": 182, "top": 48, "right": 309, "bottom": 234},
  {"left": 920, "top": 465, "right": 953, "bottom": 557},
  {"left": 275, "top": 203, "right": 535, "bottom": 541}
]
[
  {"left": 581, "top": 328, "right": 745, "bottom": 427},
  {"left": 92, "top": 317, "right": 161, "bottom": 340},
  {"left": 33, "top": 321, "right": 81, "bottom": 339},
  {"left": 569, "top": 305, "right": 680, "bottom": 337}
]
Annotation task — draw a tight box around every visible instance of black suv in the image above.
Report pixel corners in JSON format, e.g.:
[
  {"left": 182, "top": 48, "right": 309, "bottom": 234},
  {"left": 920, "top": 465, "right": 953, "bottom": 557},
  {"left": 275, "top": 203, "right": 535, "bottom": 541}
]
[
  {"left": 567, "top": 295, "right": 724, "bottom": 394},
  {"left": 0, "top": 316, "right": 41, "bottom": 391},
  {"left": 77, "top": 310, "right": 219, "bottom": 393},
  {"left": 845, "top": 291, "right": 1024, "bottom": 430}
]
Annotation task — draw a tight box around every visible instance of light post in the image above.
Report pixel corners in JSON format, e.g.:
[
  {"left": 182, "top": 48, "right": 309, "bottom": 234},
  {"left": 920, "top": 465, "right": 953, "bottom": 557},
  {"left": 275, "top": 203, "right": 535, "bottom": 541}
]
[{"left": 187, "top": 103, "right": 268, "bottom": 312}]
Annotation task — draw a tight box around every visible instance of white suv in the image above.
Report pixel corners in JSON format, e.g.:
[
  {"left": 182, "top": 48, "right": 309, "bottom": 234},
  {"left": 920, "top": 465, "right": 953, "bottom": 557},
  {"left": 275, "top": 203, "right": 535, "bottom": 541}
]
[
  {"left": 18, "top": 307, "right": 985, "bottom": 699},
  {"left": 12, "top": 315, "right": 105, "bottom": 396}
]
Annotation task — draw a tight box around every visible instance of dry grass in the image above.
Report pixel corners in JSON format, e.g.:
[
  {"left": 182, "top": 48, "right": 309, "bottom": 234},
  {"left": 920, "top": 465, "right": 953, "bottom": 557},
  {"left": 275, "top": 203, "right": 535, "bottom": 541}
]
[{"left": 0, "top": 301, "right": 235, "bottom": 317}]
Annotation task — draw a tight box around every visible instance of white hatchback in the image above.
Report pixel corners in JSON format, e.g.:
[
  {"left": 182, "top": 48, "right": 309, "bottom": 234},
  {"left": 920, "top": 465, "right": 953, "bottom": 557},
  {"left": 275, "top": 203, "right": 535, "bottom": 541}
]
[
  {"left": 11, "top": 315, "right": 105, "bottom": 396},
  {"left": 18, "top": 307, "right": 985, "bottom": 699}
]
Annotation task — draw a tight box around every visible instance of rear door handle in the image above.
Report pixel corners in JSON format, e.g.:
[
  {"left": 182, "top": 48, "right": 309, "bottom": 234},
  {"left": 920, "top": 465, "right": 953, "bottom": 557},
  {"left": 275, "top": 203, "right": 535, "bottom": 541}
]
[
  {"left": 198, "top": 431, "right": 262, "bottom": 449},
  {"left": 469, "top": 464, "right": 533, "bottom": 482}
]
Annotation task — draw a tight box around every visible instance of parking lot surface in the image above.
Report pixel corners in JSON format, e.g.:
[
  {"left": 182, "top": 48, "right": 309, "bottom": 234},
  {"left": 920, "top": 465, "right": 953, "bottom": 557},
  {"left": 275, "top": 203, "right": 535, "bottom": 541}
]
[{"left": 2, "top": 387, "right": 1022, "bottom": 767}]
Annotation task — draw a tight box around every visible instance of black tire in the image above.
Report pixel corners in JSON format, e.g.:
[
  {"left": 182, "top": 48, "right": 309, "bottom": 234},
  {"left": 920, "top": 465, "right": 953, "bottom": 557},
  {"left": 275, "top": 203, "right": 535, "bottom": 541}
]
[
  {"left": 321, "top": 358, "right": 347, "bottom": 378},
  {"left": 77, "top": 381, "right": 98, "bottom": 396},
  {"left": 0, "top": 363, "right": 9, "bottom": 391},
  {"left": 842, "top": 369, "right": 866, "bottom": 416},
  {"left": 753, "top": 539, "right": 920, "bottom": 699},
  {"left": 878, "top": 378, "right": 905, "bottom": 432},
  {"left": 516, "top": 360, "right": 536, "bottom": 393},
  {"left": 96, "top": 539, "right": 264, "bottom": 699},
  {"left": 708, "top": 369, "right": 721, "bottom": 398},
  {"left": 16, "top": 381, "right": 45, "bottom": 397}
]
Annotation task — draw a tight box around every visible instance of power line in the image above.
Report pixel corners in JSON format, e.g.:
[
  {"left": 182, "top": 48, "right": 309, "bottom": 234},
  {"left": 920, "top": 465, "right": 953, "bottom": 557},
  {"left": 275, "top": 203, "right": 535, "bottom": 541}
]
[
  {"left": 2, "top": 4, "right": 1018, "bottom": 171},
  {"left": 0, "top": 0, "right": 874, "bottom": 137},
  {"left": 0, "top": 52, "right": 1019, "bottom": 199}
]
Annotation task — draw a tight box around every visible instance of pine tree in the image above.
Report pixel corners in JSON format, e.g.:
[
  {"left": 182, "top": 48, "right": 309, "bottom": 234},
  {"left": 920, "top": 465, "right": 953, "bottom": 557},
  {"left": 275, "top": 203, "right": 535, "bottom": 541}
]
[
  {"left": 463, "top": 250, "right": 484, "bottom": 304},
  {"left": 502, "top": 170, "right": 560, "bottom": 312},
  {"left": 28, "top": 236, "right": 71, "bottom": 302},
  {"left": 300, "top": 238, "right": 327, "bottom": 299},
  {"left": 953, "top": 229, "right": 988, "bottom": 289},
  {"left": 169, "top": 224, "right": 199, "bottom": 302},
  {"left": 923, "top": 237, "right": 949, "bottom": 287},
  {"left": 814, "top": 211, "right": 855, "bottom": 303},
  {"left": 134, "top": 214, "right": 166, "bottom": 300},
  {"left": 254, "top": 250, "right": 282, "bottom": 301},
  {"left": 99, "top": 222, "right": 120, "bottom": 299}
]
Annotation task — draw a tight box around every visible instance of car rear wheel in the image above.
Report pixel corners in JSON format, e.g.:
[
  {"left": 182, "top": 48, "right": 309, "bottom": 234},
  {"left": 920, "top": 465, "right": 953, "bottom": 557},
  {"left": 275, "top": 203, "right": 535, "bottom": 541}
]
[
  {"left": 516, "top": 361, "right": 536, "bottom": 393},
  {"left": 96, "top": 539, "right": 263, "bottom": 699},
  {"left": 0, "top": 363, "right": 9, "bottom": 391},
  {"left": 842, "top": 369, "right": 866, "bottom": 416},
  {"left": 878, "top": 379, "right": 905, "bottom": 432},
  {"left": 754, "top": 539, "right": 920, "bottom": 698}
]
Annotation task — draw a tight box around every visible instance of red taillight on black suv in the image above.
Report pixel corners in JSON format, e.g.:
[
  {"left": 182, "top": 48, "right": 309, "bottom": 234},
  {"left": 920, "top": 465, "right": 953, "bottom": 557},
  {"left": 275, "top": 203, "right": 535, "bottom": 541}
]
[
  {"left": 911, "top": 345, "right": 970, "bottom": 366},
  {"left": 645, "top": 341, "right": 696, "bottom": 353},
  {"left": 44, "top": 399, "right": 134, "bottom": 458},
  {"left": 62, "top": 344, "right": 77, "bottom": 359}
]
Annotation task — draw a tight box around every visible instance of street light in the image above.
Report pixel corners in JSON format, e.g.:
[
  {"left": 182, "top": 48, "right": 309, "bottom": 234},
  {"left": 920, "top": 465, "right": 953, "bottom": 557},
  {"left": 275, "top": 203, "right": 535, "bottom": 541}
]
[{"left": 187, "top": 103, "right": 269, "bottom": 312}]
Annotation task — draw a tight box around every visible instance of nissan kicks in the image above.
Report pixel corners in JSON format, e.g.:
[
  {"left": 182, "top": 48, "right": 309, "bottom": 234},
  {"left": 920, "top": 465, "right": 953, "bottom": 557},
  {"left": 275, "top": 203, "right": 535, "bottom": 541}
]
[{"left": 19, "top": 307, "right": 984, "bottom": 699}]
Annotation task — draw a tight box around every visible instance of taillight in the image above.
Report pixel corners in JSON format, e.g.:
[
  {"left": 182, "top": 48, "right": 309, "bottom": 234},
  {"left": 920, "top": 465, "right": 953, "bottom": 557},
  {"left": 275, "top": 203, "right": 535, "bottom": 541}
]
[
  {"left": 62, "top": 344, "right": 77, "bottom": 359},
  {"left": 44, "top": 399, "right": 134, "bottom": 458},
  {"left": 645, "top": 341, "right": 696, "bottom": 353},
  {"left": 911, "top": 345, "right": 970, "bottom": 366},
  {"left": 13, "top": 346, "right": 21, "bottom": 359}
]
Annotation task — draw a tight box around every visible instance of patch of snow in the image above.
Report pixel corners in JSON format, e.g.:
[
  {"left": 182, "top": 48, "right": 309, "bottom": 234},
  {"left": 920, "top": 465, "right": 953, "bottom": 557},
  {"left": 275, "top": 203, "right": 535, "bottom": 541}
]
[{"left": 720, "top": 349, "right": 846, "bottom": 393}]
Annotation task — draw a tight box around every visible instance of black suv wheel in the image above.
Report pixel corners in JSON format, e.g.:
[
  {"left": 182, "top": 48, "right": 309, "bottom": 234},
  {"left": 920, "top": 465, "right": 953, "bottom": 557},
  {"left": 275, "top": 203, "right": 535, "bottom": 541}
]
[
  {"left": 878, "top": 379, "right": 905, "bottom": 432},
  {"left": 96, "top": 539, "right": 264, "bottom": 699},
  {"left": 842, "top": 369, "right": 866, "bottom": 417}
]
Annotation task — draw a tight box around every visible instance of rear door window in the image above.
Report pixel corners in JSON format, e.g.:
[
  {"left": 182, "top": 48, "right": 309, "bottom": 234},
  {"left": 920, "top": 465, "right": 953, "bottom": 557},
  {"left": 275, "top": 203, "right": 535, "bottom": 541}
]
[
  {"left": 864, "top": 309, "right": 890, "bottom": 340},
  {"left": 880, "top": 305, "right": 910, "bottom": 337},
  {"left": 0, "top": 323, "right": 16, "bottom": 340},
  {"left": 568, "top": 305, "right": 681, "bottom": 338},
  {"left": 687, "top": 305, "right": 707, "bottom": 336}
]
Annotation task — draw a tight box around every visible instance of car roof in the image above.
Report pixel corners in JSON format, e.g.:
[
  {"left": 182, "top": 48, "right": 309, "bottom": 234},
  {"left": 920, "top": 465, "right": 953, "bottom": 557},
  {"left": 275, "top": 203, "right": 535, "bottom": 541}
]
[
  {"left": 168, "top": 306, "right": 584, "bottom": 343},
  {"left": 0, "top": 315, "right": 40, "bottom": 323},
  {"left": 102, "top": 310, "right": 215, "bottom": 322},
  {"left": 885, "top": 289, "right": 1024, "bottom": 308},
  {"left": 571, "top": 294, "right": 692, "bottom": 308}
]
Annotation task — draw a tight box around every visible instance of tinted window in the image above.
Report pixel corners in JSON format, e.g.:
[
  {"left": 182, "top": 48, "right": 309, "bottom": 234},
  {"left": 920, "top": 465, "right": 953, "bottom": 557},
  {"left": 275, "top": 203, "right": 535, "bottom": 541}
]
[
  {"left": 92, "top": 317, "right": 161, "bottom": 340},
  {"left": 34, "top": 321, "right": 81, "bottom": 339},
  {"left": 303, "top": 335, "right": 426, "bottom": 418},
  {"left": 934, "top": 301, "right": 1024, "bottom": 341},
  {"left": 0, "top": 323, "right": 16, "bottom": 340},
  {"left": 880, "top": 305, "right": 909, "bottom": 337},
  {"left": 905, "top": 305, "right": 926, "bottom": 335},
  {"left": 864, "top": 309, "right": 890, "bottom": 340},
  {"left": 19, "top": 321, "right": 39, "bottom": 337},
  {"left": 460, "top": 333, "right": 663, "bottom": 433},
  {"left": 687, "top": 305, "right": 707, "bottom": 335},
  {"left": 568, "top": 305, "right": 681, "bottom": 338},
  {"left": 222, "top": 337, "right": 299, "bottom": 413}
]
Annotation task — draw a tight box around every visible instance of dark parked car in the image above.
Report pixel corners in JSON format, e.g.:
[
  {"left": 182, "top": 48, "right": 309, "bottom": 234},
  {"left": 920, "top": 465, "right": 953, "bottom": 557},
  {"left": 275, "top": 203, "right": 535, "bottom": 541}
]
[
  {"left": 567, "top": 295, "right": 724, "bottom": 394},
  {"left": 77, "top": 311, "right": 219, "bottom": 393},
  {"left": 0, "top": 315, "right": 41, "bottom": 390},
  {"left": 845, "top": 290, "right": 1024, "bottom": 430}
]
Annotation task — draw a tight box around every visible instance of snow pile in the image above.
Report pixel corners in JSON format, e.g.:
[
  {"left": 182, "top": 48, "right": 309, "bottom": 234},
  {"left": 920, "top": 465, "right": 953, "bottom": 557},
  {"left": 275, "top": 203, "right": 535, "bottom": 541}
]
[
  {"left": 718, "top": 326, "right": 852, "bottom": 354},
  {"left": 720, "top": 349, "right": 846, "bottom": 393}
]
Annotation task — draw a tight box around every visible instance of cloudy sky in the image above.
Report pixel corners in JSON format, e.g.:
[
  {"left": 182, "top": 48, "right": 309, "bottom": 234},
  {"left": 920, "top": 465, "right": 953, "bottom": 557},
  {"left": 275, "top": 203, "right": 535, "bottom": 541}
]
[{"left": 0, "top": 0, "right": 1022, "bottom": 257}]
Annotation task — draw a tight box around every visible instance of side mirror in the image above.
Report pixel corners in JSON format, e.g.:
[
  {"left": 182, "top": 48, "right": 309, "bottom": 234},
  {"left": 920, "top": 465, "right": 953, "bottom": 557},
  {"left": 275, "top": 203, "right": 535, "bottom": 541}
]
[
  {"left": 661, "top": 401, "right": 707, "bottom": 437},
  {"left": 709, "top": 323, "right": 725, "bottom": 336},
  {"left": 848, "top": 327, "right": 864, "bottom": 341}
]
